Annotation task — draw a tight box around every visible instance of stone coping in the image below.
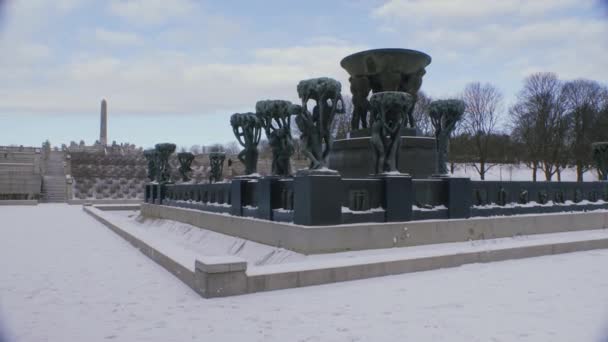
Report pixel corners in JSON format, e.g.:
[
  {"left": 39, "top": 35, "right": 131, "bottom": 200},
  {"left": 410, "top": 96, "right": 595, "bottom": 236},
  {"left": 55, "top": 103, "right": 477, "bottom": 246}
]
[
  {"left": 332, "top": 135, "right": 434, "bottom": 150},
  {"left": 68, "top": 199, "right": 143, "bottom": 205},
  {"left": 142, "top": 203, "right": 608, "bottom": 254},
  {"left": 0, "top": 200, "right": 38, "bottom": 206}
]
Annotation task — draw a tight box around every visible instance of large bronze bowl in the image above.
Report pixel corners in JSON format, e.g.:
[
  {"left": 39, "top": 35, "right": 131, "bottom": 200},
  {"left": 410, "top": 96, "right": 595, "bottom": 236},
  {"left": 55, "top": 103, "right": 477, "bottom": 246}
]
[{"left": 340, "top": 48, "right": 431, "bottom": 76}]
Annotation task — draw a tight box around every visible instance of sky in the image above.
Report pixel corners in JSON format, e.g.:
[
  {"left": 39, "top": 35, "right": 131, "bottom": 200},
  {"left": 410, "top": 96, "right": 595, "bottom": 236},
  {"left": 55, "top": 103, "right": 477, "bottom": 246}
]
[{"left": 0, "top": 0, "right": 607, "bottom": 149}]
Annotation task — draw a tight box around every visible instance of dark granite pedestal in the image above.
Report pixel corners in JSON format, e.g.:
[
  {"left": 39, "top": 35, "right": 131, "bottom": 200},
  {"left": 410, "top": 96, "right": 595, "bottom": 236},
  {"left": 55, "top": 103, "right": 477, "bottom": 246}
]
[{"left": 329, "top": 129, "right": 437, "bottom": 178}]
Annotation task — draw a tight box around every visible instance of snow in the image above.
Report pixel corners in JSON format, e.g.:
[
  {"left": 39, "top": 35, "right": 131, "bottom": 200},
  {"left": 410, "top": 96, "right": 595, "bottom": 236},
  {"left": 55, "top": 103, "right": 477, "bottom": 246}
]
[
  {"left": 341, "top": 206, "right": 385, "bottom": 214},
  {"left": 93, "top": 209, "right": 304, "bottom": 269},
  {"left": 175, "top": 200, "right": 231, "bottom": 208},
  {"left": 474, "top": 199, "right": 607, "bottom": 209},
  {"left": 2, "top": 204, "right": 608, "bottom": 341},
  {"left": 413, "top": 204, "right": 448, "bottom": 211},
  {"left": 452, "top": 163, "right": 600, "bottom": 181},
  {"left": 296, "top": 167, "right": 339, "bottom": 174},
  {"left": 242, "top": 173, "right": 261, "bottom": 178},
  {"left": 380, "top": 170, "right": 407, "bottom": 176}
]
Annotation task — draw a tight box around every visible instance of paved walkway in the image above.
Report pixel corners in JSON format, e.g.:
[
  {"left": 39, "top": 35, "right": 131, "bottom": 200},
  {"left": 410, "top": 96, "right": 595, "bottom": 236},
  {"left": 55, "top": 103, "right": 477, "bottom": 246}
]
[{"left": 1, "top": 204, "right": 608, "bottom": 341}]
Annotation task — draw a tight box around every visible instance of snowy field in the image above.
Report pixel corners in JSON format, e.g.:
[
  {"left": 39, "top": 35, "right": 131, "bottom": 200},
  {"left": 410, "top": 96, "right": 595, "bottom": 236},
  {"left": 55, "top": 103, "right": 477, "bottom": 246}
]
[
  {"left": 452, "top": 163, "right": 599, "bottom": 181},
  {"left": 2, "top": 205, "right": 608, "bottom": 341}
]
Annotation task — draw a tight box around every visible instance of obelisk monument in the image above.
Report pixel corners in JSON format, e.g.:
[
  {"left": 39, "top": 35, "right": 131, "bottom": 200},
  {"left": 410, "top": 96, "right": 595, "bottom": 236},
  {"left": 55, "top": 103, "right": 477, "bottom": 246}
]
[{"left": 100, "top": 99, "right": 108, "bottom": 146}]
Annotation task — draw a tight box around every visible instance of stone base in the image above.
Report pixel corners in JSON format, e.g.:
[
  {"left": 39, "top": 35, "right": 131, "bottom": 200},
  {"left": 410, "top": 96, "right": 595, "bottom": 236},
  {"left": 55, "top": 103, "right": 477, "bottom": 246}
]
[
  {"left": 329, "top": 135, "right": 436, "bottom": 178},
  {"left": 140, "top": 203, "right": 608, "bottom": 253},
  {"left": 294, "top": 173, "right": 342, "bottom": 225},
  {"left": 349, "top": 127, "right": 418, "bottom": 138}
]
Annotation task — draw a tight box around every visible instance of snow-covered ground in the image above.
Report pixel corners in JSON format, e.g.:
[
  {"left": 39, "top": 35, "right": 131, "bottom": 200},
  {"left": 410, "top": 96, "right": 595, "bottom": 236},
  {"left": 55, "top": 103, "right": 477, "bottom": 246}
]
[
  {"left": 2, "top": 204, "right": 608, "bottom": 341},
  {"left": 452, "top": 163, "right": 600, "bottom": 181}
]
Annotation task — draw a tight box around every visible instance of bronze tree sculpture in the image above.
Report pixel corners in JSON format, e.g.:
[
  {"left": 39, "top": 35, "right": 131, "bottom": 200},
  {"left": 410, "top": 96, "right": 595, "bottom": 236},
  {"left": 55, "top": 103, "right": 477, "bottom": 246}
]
[
  {"left": 255, "top": 100, "right": 296, "bottom": 176},
  {"left": 143, "top": 148, "right": 158, "bottom": 182},
  {"left": 296, "top": 77, "right": 344, "bottom": 171},
  {"left": 208, "top": 152, "right": 226, "bottom": 183},
  {"left": 369, "top": 91, "right": 414, "bottom": 174},
  {"left": 177, "top": 152, "right": 194, "bottom": 182},
  {"left": 230, "top": 113, "right": 262, "bottom": 175},
  {"left": 154, "top": 143, "right": 176, "bottom": 183},
  {"left": 429, "top": 99, "right": 465, "bottom": 176}
]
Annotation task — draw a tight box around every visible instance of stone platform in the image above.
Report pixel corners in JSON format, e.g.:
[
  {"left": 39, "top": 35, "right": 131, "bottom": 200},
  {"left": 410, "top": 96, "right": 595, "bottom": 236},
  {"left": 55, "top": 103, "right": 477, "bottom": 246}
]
[
  {"left": 141, "top": 203, "right": 608, "bottom": 254},
  {"left": 86, "top": 204, "right": 608, "bottom": 298},
  {"left": 329, "top": 133, "right": 436, "bottom": 178}
]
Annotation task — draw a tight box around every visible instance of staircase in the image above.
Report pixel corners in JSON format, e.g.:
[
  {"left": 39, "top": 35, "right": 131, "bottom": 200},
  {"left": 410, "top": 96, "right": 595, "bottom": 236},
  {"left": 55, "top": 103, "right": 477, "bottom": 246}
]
[{"left": 42, "top": 151, "right": 67, "bottom": 202}]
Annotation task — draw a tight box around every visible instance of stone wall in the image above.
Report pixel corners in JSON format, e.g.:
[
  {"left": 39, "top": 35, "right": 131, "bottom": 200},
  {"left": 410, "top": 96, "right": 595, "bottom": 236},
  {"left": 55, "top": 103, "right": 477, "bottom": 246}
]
[
  {"left": 67, "top": 151, "right": 148, "bottom": 200},
  {"left": 0, "top": 147, "right": 42, "bottom": 200},
  {"left": 66, "top": 147, "right": 311, "bottom": 200}
]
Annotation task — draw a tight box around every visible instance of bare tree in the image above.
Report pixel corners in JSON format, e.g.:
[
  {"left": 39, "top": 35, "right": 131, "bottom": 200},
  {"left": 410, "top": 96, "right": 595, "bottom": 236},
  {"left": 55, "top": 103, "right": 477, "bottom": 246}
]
[
  {"left": 510, "top": 72, "right": 567, "bottom": 181},
  {"left": 332, "top": 94, "right": 354, "bottom": 140},
  {"left": 290, "top": 114, "right": 306, "bottom": 160},
  {"left": 411, "top": 91, "right": 433, "bottom": 136},
  {"left": 510, "top": 102, "right": 541, "bottom": 180},
  {"left": 461, "top": 82, "right": 503, "bottom": 180},
  {"left": 258, "top": 139, "right": 272, "bottom": 159},
  {"left": 208, "top": 143, "right": 224, "bottom": 153},
  {"left": 190, "top": 144, "right": 202, "bottom": 154},
  {"left": 223, "top": 141, "right": 240, "bottom": 155},
  {"left": 595, "top": 87, "right": 608, "bottom": 140},
  {"left": 562, "top": 79, "right": 605, "bottom": 181}
]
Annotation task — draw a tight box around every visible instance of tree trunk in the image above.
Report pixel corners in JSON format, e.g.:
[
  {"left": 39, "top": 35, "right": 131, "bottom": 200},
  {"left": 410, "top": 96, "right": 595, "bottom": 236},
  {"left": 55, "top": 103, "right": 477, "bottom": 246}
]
[
  {"left": 532, "top": 163, "right": 537, "bottom": 182},
  {"left": 557, "top": 167, "right": 562, "bottom": 182},
  {"left": 479, "top": 160, "right": 486, "bottom": 180},
  {"left": 576, "top": 162, "right": 583, "bottom": 182},
  {"left": 544, "top": 164, "right": 552, "bottom": 181}
]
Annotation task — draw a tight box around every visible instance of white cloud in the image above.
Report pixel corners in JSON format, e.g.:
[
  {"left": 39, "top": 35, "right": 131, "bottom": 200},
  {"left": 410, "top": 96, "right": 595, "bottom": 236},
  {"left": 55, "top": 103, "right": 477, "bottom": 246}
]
[
  {"left": 0, "top": 43, "right": 367, "bottom": 115},
  {"left": 373, "top": 0, "right": 594, "bottom": 22},
  {"left": 94, "top": 28, "right": 142, "bottom": 46},
  {"left": 371, "top": 0, "right": 608, "bottom": 102},
  {"left": 108, "top": 0, "right": 198, "bottom": 25},
  {"left": 7, "top": 0, "right": 90, "bottom": 14},
  {"left": 412, "top": 18, "right": 606, "bottom": 52},
  {"left": 156, "top": 14, "right": 243, "bottom": 47},
  {"left": 69, "top": 57, "right": 122, "bottom": 80},
  {"left": 1, "top": 0, "right": 605, "bottom": 121}
]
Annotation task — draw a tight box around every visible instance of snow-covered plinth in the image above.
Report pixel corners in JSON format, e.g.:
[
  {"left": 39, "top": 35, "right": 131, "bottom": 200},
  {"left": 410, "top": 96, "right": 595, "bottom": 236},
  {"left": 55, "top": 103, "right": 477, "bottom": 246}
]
[
  {"left": 141, "top": 203, "right": 608, "bottom": 254},
  {"left": 86, "top": 205, "right": 608, "bottom": 298}
]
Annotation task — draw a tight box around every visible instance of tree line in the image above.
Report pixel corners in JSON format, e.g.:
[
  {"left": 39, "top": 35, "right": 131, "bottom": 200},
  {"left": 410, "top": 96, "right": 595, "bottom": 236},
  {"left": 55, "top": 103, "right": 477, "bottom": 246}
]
[{"left": 452, "top": 73, "right": 608, "bottom": 181}]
